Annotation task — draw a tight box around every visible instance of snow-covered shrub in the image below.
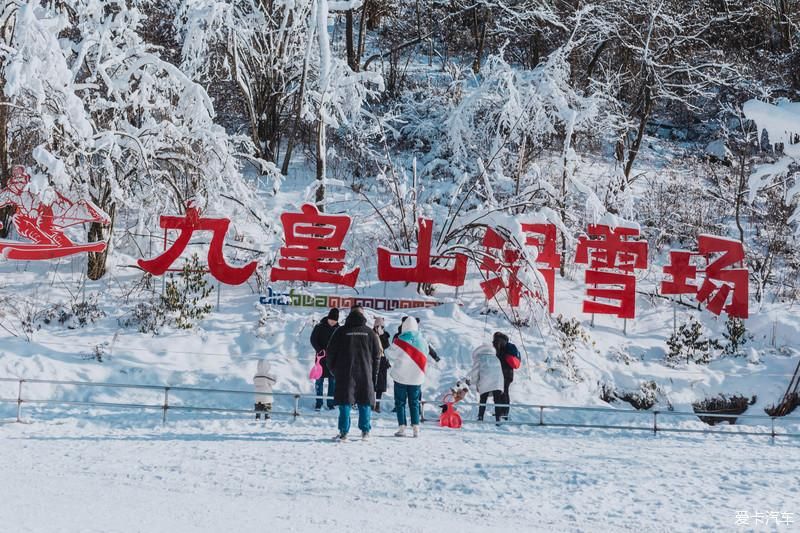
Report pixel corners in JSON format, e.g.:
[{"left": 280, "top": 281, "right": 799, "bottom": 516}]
[
  {"left": 665, "top": 317, "right": 722, "bottom": 365},
  {"left": 120, "top": 301, "right": 167, "bottom": 336},
  {"left": 252, "top": 304, "right": 281, "bottom": 339},
  {"left": 693, "top": 394, "right": 756, "bottom": 425},
  {"left": 35, "top": 299, "right": 105, "bottom": 330},
  {"left": 722, "top": 317, "right": 751, "bottom": 356},
  {"left": 599, "top": 382, "right": 617, "bottom": 404},
  {"left": 637, "top": 166, "right": 727, "bottom": 248},
  {"left": 619, "top": 381, "right": 666, "bottom": 411},
  {"left": 607, "top": 344, "right": 639, "bottom": 365},
  {"left": 0, "top": 293, "right": 34, "bottom": 340},
  {"left": 83, "top": 342, "right": 111, "bottom": 363},
  {"left": 546, "top": 315, "right": 589, "bottom": 382},
  {"left": 161, "top": 254, "right": 213, "bottom": 330},
  {"left": 600, "top": 380, "right": 671, "bottom": 410}
]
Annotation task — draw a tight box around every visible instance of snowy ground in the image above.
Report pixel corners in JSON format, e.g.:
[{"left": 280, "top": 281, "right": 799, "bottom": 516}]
[{"left": 1, "top": 417, "right": 798, "bottom": 533}]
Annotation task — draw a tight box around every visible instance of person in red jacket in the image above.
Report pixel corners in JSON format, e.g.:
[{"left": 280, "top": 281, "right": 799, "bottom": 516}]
[{"left": 492, "top": 332, "right": 521, "bottom": 421}]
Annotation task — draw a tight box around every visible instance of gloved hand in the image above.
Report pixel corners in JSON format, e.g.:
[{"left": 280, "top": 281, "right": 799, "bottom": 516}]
[{"left": 429, "top": 345, "right": 441, "bottom": 363}]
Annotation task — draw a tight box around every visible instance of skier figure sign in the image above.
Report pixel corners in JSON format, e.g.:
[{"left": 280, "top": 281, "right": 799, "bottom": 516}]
[{"left": 0, "top": 166, "right": 110, "bottom": 260}]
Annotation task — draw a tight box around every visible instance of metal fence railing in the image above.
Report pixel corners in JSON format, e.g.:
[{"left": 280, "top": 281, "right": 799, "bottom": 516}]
[{"left": 1, "top": 377, "right": 798, "bottom": 441}]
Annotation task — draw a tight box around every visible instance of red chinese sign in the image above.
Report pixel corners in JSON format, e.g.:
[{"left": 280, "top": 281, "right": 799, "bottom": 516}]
[
  {"left": 521, "top": 223, "right": 561, "bottom": 313},
  {"left": 137, "top": 205, "right": 257, "bottom": 285},
  {"left": 0, "top": 164, "right": 752, "bottom": 319},
  {"left": 0, "top": 166, "right": 109, "bottom": 260},
  {"left": 479, "top": 227, "right": 525, "bottom": 307},
  {"left": 662, "top": 235, "right": 748, "bottom": 318},
  {"left": 575, "top": 225, "right": 648, "bottom": 319},
  {"left": 270, "top": 203, "right": 359, "bottom": 287},
  {"left": 377, "top": 217, "right": 467, "bottom": 286}
]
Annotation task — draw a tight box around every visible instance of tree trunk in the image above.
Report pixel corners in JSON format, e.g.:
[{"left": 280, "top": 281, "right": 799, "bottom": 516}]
[
  {"left": 87, "top": 204, "right": 115, "bottom": 281},
  {"left": 315, "top": 119, "right": 326, "bottom": 211},
  {"left": 357, "top": 1, "right": 368, "bottom": 61},
  {"left": 471, "top": 7, "right": 487, "bottom": 74},
  {"left": 366, "top": 0, "right": 382, "bottom": 30},
  {"left": 734, "top": 151, "right": 747, "bottom": 244},
  {"left": 346, "top": 9, "right": 358, "bottom": 71},
  {"left": 281, "top": 49, "right": 310, "bottom": 176},
  {"left": 0, "top": 67, "right": 11, "bottom": 238},
  {"left": 559, "top": 131, "right": 576, "bottom": 278},
  {"left": 623, "top": 86, "right": 653, "bottom": 183}
]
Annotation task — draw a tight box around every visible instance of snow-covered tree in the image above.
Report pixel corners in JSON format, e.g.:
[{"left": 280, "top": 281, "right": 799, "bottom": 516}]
[
  {"left": 596, "top": 0, "right": 734, "bottom": 205},
  {"left": 175, "top": 0, "right": 314, "bottom": 171},
  {"left": 176, "top": 0, "right": 382, "bottom": 207},
  {"left": 1, "top": 1, "right": 271, "bottom": 279}
]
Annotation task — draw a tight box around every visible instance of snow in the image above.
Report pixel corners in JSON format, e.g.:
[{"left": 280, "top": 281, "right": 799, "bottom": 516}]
[
  {"left": 743, "top": 98, "right": 800, "bottom": 228},
  {"left": 705, "top": 139, "right": 731, "bottom": 161},
  {"left": 2, "top": 6, "right": 800, "bottom": 531},
  {"left": 743, "top": 99, "right": 800, "bottom": 159},
  {"left": 1, "top": 418, "right": 797, "bottom": 532}
]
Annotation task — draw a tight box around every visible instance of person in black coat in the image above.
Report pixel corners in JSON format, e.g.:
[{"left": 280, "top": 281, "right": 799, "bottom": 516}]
[
  {"left": 492, "top": 331, "right": 520, "bottom": 421},
  {"left": 310, "top": 308, "right": 339, "bottom": 410},
  {"left": 326, "top": 306, "right": 382, "bottom": 440},
  {"left": 373, "top": 317, "right": 391, "bottom": 413}
]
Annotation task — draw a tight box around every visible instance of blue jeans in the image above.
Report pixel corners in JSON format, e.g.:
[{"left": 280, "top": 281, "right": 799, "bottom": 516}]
[
  {"left": 338, "top": 404, "right": 372, "bottom": 436},
  {"left": 394, "top": 383, "right": 421, "bottom": 426},
  {"left": 315, "top": 378, "right": 335, "bottom": 409}
]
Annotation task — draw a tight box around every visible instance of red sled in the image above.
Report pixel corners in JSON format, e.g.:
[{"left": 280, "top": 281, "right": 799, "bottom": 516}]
[{"left": 439, "top": 393, "right": 462, "bottom": 429}]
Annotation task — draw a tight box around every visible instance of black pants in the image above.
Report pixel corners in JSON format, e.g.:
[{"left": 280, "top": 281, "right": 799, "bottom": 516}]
[
  {"left": 478, "top": 390, "right": 503, "bottom": 421},
  {"left": 375, "top": 391, "right": 384, "bottom": 412},
  {"left": 254, "top": 402, "right": 271, "bottom": 420},
  {"left": 497, "top": 378, "right": 511, "bottom": 420}
]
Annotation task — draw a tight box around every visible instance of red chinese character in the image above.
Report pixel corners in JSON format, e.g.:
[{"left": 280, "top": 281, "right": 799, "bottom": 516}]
[
  {"left": 377, "top": 217, "right": 467, "bottom": 286},
  {"left": 479, "top": 227, "right": 525, "bottom": 307},
  {"left": 138, "top": 205, "right": 256, "bottom": 285},
  {"left": 575, "top": 224, "right": 648, "bottom": 319},
  {"left": 270, "top": 203, "right": 359, "bottom": 287},
  {"left": 661, "top": 250, "right": 698, "bottom": 295},
  {"left": 521, "top": 222, "right": 561, "bottom": 313},
  {"left": 661, "top": 235, "right": 748, "bottom": 318}
]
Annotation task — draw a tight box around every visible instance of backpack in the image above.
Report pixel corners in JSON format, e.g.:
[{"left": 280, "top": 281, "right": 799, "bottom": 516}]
[{"left": 504, "top": 344, "right": 521, "bottom": 370}]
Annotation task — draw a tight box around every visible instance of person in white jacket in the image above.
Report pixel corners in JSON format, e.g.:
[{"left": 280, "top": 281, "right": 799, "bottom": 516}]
[
  {"left": 467, "top": 344, "right": 504, "bottom": 422},
  {"left": 387, "top": 317, "right": 429, "bottom": 437},
  {"left": 253, "top": 359, "right": 276, "bottom": 420}
]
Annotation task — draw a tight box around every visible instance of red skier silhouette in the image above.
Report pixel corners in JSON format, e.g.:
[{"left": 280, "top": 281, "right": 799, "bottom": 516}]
[{"left": 0, "top": 166, "right": 110, "bottom": 260}]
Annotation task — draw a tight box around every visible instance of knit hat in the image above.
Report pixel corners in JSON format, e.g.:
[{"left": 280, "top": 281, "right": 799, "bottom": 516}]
[
  {"left": 327, "top": 308, "right": 340, "bottom": 321},
  {"left": 374, "top": 317, "right": 385, "bottom": 327},
  {"left": 493, "top": 331, "right": 509, "bottom": 343},
  {"left": 400, "top": 316, "right": 419, "bottom": 333}
]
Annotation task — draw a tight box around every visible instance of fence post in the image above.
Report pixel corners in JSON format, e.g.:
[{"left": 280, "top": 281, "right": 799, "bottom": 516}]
[
  {"left": 420, "top": 400, "right": 426, "bottom": 423},
  {"left": 653, "top": 411, "right": 658, "bottom": 435},
  {"left": 16, "top": 379, "right": 24, "bottom": 423},
  {"left": 293, "top": 395, "right": 300, "bottom": 419},
  {"left": 539, "top": 406, "right": 544, "bottom": 426},
  {"left": 771, "top": 417, "right": 776, "bottom": 442},
  {"left": 162, "top": 387, "right": 170, "bottom": 425}
]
